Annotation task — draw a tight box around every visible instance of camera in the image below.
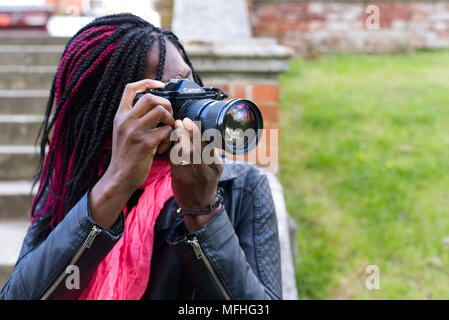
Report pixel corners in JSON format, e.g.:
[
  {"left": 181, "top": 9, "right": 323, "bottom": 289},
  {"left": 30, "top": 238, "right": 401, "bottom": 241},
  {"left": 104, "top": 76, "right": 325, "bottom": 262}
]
[{"left": 134, "top": 79, "right": 263, "bottom": 155}]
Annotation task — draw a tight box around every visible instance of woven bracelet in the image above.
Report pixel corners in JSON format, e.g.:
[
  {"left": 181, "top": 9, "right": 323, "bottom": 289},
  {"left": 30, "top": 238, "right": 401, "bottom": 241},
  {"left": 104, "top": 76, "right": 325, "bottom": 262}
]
[{"left": 176, "top": 187, "right": 224, "bottom": 219}]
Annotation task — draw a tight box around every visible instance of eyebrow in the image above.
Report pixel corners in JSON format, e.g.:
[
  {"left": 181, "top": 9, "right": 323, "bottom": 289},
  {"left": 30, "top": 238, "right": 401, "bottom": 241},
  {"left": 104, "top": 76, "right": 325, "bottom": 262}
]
[{"left": 170, "top": 67, "right": 191, "bottom": 81}]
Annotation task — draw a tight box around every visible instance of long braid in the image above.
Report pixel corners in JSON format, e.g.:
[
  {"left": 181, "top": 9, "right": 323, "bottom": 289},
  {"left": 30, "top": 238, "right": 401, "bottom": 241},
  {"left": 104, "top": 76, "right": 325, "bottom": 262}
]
[
  {"left": 37, "top": 23, "right": 132, "bottom": 191},
  {"left": 156, "top": 34, "right": 166, "bottom": 81},
  {"left": 33, "top": 23, "right": 133, "bottom": 226},
  {"left": 71, "top": 28, "right": 149, "bottom": 170},
  {"left": 31, "top": 13, "right": 203, "bottom": 230},
  {"left": 67, "top": 30, "right": 157, "bottom": 204}
]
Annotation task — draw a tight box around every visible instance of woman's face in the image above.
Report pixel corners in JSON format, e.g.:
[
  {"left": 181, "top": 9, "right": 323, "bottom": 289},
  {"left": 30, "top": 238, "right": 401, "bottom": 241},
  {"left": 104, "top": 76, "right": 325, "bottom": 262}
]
[{"left": 142, "top": 38, "right": 194, "bottom": 82}]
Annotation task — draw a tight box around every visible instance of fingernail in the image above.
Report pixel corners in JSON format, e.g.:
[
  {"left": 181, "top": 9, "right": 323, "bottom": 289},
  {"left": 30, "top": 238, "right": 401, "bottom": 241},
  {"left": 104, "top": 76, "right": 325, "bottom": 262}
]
[
  {"left": 183, "top": 118, "right": 192, "bottom": 131},
  {"left": 147, "top": 79, "right": 165, "bottom": 88},
  {"left": 175, "top": 119, "right": 184, "bottom": 128}
]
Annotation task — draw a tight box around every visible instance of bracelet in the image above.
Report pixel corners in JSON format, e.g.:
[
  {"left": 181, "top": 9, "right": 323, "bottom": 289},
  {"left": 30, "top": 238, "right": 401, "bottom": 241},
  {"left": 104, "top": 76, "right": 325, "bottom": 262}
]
[{"left": 176, "top": 187, "right": 224, "bottom": 220}]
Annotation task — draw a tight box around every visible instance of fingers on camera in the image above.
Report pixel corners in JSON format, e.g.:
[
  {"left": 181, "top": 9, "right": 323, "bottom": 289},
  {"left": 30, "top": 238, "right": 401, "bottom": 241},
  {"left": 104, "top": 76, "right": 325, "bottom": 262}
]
[
  {"left": 139, "top": 104, "right": 174, "bottom": 128},
  {"left": 119, "top": 79, "right": 165, "bottom": 113},
  {"left": 174, "top": 120, "right": 193, "bottom": 161},
  {"left": 155, "top": 125, "right": 173, "bottom": 154},
  {"left": 152, "top": 125, "right": 172, "bottom": 151},
  {"left": 132, "top": 94, "right": 173, "bottom": 119}
]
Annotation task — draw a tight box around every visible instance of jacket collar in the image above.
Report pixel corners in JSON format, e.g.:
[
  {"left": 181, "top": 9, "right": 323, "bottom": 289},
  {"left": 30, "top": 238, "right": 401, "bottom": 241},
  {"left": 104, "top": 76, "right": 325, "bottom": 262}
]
[
  {"left": 219, "top": 156, "right": 244, "bottom": 182},
  {"left": 220, "top": 163, "right": 239, "bottom": 182}
]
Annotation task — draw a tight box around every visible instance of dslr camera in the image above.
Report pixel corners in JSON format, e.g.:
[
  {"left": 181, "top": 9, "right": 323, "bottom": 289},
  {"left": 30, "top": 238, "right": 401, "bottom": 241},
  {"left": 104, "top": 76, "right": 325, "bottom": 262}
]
[{"left": 134, "top": 79, "right": 263, "bottom": 155}]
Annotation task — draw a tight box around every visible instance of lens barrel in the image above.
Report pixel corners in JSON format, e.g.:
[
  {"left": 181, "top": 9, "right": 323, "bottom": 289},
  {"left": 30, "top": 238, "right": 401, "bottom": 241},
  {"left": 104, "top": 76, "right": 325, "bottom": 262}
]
[{"left": 179, "top": 98, "right": 263, "bottom": 155}]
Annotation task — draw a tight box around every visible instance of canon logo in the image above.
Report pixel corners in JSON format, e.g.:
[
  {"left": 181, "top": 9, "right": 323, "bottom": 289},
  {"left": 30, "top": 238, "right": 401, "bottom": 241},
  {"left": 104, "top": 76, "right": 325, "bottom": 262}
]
[{"left": 183, "top": 87, "right": 202, "bottom": 93}]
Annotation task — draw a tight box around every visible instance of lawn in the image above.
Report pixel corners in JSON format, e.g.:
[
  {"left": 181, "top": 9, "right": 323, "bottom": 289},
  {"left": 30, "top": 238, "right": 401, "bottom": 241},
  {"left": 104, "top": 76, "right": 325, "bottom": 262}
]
[{"left": 279, "top": 51, "right": 449, "bottom": 299}]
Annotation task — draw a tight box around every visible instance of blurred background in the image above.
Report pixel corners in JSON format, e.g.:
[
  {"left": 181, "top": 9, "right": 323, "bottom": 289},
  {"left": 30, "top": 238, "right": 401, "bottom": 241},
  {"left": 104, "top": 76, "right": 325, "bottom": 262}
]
[{"left": 0, "top": 0, "right": 449, "bottom": 299}]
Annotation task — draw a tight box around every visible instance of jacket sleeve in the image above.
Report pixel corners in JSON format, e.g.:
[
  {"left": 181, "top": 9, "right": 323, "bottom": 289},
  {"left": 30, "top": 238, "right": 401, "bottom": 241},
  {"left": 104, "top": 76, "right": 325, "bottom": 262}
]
[
  {"left": 167, "top": 174, "right": 283, "bottom": 300},
  {"left": 0, "top": 191, "right": 124, "bottom": 300}
]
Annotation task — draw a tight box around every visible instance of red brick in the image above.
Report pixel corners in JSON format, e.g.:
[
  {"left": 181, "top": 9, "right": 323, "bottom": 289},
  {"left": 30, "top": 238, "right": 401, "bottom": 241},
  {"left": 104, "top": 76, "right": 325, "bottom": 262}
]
[
  {"left": 253, "top": 29, "right": 278, "bottom": 38},
  {"left": 259, "top": 104, "right": 279, "bottom": 123},
  {"left": 252, "top": 84, "right": 279, "bottom": 103},
  {"left": 263, "top": 21, "right": 281, "bottom": 33},
  {"left": 255, "top": 4, "right": 281, "bottom": 19},
  {"left": 263, "top": 125, "right": 280, "bottom": 138},
  {"left": 226, "top": 131, "right": 280, "bottom": 170},
  {"left": 362, "top": 3, "right": 412, "bottom": 29},
  {"left": 204, "top": 83, "right": 229, "bottom": 96},
  {"left": 279, "top": 3, "right": 308, "bottom": 13},
  {"left": 232, "top": 83, "right": 250, "bottom": 99},
  {"left": 390, "top": 3, "right": 412, "bottom": 20},
  {"left": 281, "top": 23, "right": 299, "bottom": 32}
]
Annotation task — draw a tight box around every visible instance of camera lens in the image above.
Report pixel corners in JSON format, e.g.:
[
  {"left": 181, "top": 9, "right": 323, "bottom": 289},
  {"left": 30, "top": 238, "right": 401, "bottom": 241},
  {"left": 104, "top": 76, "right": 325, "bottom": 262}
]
[
  {"left": 223, "top": 102, "right": 257, "bottom": 145},
  {"left": 181, "top": 98, "right": 263, "bottom": 155}
]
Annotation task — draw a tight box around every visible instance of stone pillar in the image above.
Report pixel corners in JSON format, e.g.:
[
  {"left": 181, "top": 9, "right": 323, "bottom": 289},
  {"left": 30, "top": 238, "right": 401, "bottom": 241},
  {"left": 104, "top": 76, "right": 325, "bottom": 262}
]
[
  {"left": 154, "top": 0, "right": 174, "bottom": 30},
  {"left": 172, "top": 0, "right": 252, "bottom": 41}
]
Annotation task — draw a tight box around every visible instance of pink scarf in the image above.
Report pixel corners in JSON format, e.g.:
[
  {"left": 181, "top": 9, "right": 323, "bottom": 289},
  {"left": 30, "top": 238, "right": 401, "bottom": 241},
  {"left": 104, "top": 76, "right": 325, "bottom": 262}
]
[{"left": 79, "top": 158, "right": 173, "bottom": 300}]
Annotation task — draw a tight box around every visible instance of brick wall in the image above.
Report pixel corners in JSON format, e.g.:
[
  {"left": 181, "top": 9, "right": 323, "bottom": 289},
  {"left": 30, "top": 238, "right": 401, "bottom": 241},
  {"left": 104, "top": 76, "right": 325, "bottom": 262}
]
[{"left": 250, "top": 1, "right": 449, "bottom": 54}]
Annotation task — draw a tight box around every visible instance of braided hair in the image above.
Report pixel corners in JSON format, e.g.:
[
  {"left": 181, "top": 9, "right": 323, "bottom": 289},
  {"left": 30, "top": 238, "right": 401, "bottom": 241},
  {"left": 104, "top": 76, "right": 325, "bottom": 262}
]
[{"left": 31, "top": 13, "right": 203, "bottom": 230}]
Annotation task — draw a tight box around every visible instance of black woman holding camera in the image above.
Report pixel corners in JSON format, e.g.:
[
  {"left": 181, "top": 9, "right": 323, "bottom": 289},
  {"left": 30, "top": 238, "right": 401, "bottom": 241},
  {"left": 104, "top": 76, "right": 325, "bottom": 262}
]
[{"left": 0, "top": 14, "right": 282, "bottom": 300}]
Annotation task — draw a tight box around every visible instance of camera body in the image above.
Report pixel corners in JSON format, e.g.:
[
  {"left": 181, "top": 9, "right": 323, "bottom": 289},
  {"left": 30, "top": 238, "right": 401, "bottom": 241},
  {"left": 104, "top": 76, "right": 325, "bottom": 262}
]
[
  {"left": 134, "top": 79, "right": 263, "bottom": 155},
  {"left": 134, "top": 78, "right": 228, "bottom": 120}
]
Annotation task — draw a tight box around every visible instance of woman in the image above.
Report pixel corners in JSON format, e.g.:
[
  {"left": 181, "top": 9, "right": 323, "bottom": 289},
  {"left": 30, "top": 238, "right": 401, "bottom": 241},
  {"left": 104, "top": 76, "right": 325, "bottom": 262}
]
[{"left": 0, "top": 13, "right": 282, "bottom": 300}]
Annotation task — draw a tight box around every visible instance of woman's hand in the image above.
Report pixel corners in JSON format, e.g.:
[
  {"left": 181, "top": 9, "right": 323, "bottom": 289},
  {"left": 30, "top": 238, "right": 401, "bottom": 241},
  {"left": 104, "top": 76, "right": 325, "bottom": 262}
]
[
  {"left": 90, "top": 79, "right": 174, "bottom": 228},
  {"left": 170, "top": 118, "right": 224, "bottom": 232}
]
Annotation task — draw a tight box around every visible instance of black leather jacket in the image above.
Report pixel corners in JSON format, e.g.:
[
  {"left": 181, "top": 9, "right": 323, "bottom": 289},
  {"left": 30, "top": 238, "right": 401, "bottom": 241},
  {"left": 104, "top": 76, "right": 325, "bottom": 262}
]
[{"left": 0, "top": 162, "right": 282, "bottom": 300}]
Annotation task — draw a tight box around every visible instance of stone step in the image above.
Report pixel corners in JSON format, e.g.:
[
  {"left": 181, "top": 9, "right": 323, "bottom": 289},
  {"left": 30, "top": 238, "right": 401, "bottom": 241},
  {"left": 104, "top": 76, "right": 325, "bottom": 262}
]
[
  {"left": 0, "top": 33, "right": 69, "bottom": 46},
  {"left": 0, "top": 46, "right": 62, "bottom": 66},
  {"left": 0, "top": 181, "right": 35, "bottom": 220},
  {"left": 0, "top": 66, "right": 56, "bottom": 90},
  {"left": 0, "top": 90, "right": 48, "bottom": 114},
  {"left": 0, "top": 146, "right": 40, "bottom": 180},
  {"left": 0, "top": 265, "right": 14, "bottom": 290},
  {"left": 0, "top": 115, "right": 43, "bottom": 145},
  {"left": 0, "top": 219, "right": 30, "bottom": 289}
]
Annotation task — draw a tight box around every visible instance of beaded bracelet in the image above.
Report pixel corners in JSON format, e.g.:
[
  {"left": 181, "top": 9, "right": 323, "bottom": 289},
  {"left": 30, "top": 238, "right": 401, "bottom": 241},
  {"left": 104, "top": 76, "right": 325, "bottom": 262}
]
[{"left": 176, "top": 187, "right": 224, "bottom": 219}]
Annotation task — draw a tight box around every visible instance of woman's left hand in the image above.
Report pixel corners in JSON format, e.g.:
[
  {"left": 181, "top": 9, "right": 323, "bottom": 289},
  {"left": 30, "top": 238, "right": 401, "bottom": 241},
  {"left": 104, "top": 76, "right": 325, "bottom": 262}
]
[{"left": 170, "top": 118, "right": 224, "bottom": 232}]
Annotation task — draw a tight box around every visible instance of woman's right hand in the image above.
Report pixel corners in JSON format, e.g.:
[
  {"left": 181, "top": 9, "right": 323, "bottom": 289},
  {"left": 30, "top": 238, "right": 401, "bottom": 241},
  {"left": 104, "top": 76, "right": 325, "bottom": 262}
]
[{"left": 89, "top": 79, "right": 174, "bottom": 228}]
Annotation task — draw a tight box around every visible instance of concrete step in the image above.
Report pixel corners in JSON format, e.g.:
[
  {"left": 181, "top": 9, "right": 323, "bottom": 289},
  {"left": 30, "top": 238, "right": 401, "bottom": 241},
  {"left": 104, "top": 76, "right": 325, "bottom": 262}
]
[
  {"left": 0, "top": 115, "right": 43, "bottom": 145},
  {"left": 0, "top": 66, "right": 55, "bottom": 90},
  {"left": 0, "top": 181, "right": 35, "bottom": 220},
  {"left": 0, "top": 90, "right": 48, "bottom": 114},
  {"left": 0, "top": 46, "right": 62, "bottom": 66},
  {"left": 0, "top": 34, "right": 69, "bottom": 46},
  {"left": 0, "top": 219, "right": 30, "bottom": 289},
  {"left": 0, "top": 146, "right": 40, "bottom": 180},
  {"left": 0, "top": 265, "right": 14, "bottom": 290}
]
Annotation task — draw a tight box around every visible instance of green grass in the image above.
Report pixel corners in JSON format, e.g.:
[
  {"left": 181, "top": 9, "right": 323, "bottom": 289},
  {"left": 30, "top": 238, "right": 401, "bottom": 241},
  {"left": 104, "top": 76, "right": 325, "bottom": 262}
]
[{"left": 279, "top": 51, "right": 449, "bottom": 299}]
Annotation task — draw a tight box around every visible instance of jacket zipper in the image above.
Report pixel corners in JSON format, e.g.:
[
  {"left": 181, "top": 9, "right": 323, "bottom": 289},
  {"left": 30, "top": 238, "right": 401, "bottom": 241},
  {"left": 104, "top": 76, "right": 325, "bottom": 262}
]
[
  {"left": 40, "top": 225, "right": 102, "bottom": 300},
  {"left": 186, "top": 237, "right": 231, "bottom": 300}
]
